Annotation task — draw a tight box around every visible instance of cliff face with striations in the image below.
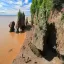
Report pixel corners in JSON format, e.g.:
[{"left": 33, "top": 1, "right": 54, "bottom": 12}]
[
  {"left": 30, "top": 6, "right": 64, "bottom": 61},
  {"left": 52, "top": 12, "right": 64, "bottom": 55}
]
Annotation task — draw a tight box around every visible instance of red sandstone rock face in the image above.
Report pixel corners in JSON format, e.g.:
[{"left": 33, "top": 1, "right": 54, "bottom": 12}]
[
  {"left": 56, "top": 23, "right": 64, "bottom": 55},
  {"left": 48, "top": 10, "right": 62, "bottom": 23},
  {"left": 49, "top": 10, "right": 64, "bottom": 55},
  {"left": 61, "top": 8, "right": 64, "bottom": 12}
]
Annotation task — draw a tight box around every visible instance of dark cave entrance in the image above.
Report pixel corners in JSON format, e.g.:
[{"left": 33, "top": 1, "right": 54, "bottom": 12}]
[{"left": 42, "top": 23, "right": 57, "bottom": 61}]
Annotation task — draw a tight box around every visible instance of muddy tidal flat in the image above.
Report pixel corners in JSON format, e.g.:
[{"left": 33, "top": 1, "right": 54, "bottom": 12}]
[{"left": 0, "top": 16, "right": 26, "bottom": 64}]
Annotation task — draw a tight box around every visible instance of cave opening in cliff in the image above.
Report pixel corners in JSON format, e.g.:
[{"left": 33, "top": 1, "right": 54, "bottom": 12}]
[{"left": 42, "top": 23, "right": 58, "bottom": 61}]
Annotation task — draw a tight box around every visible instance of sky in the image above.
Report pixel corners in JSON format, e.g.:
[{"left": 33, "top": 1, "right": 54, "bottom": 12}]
[{"left": 0, "top": 0, "right": 32, "bottom": 16}]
